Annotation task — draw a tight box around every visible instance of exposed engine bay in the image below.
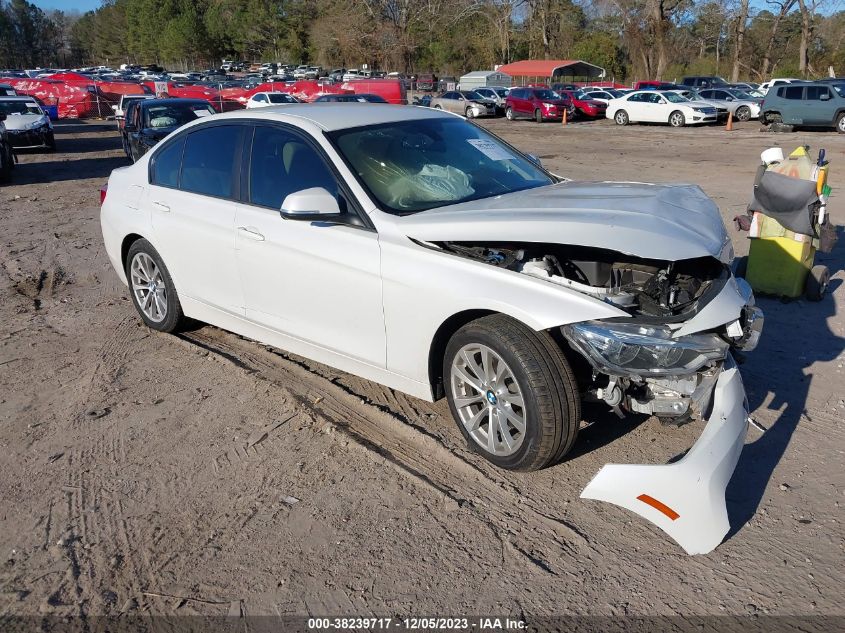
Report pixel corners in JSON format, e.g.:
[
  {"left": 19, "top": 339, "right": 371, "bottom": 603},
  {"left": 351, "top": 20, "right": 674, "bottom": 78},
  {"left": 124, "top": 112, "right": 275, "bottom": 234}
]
[
  {"left": 431, "top": 241, "right": 727, "bottom": 318},
  {"left": 430, "top": 240, "right": 760, "bottom": 426}
]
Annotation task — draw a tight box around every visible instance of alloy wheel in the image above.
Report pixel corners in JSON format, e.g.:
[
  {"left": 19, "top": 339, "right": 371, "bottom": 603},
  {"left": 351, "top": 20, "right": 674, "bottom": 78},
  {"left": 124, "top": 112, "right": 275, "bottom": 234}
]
[
  {"left": 130, "top": 252, "right": 167, "bottom": 323},
  {"left": 450, "top": 343, "right": 526, "bottom": 457}
]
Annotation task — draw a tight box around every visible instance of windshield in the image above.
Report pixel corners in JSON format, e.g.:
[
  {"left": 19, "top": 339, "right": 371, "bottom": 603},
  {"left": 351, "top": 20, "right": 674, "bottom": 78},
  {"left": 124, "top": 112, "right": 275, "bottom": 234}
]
[
  {"left": 493, "top": 88, "right": 508, "bottom": 96},
  {"left": 144, "top": 103, "right": 215, "bottom": 128},
  {"left": 329, "top": 117, "right": 554, "bottom": 215},
  {"left": 532, "top": 89, "right": 558, "bottom": 100},
  {"left": 662, "top": 92, "right": 688, "bottom": 103},
  {"left": 0, "top": 100, "right": 42, "bottom": 115},
  {"left": 461, "top": 91, "right": 483, "bottom": 100},
  {"left": 268, "top": 93, "right": 297, "bottom": 103},
  {"left": 728, "top": 90, "right": 753, "bottom": 100}
]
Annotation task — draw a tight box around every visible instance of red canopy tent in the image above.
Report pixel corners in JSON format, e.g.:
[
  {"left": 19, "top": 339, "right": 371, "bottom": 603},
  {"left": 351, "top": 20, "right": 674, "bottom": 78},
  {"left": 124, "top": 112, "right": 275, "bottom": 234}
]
[{"left": 495, "top": 60, "right": 608, "bottom": 86}]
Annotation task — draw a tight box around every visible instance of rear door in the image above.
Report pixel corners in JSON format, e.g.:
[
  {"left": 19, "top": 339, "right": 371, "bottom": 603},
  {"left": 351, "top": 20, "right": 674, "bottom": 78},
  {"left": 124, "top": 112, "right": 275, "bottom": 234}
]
[
  {"left": 149, "top": 123, "right": 246, "bottom": 315},
  {"left": 805, "top": 85, "right": 833, "bottom": 125}
]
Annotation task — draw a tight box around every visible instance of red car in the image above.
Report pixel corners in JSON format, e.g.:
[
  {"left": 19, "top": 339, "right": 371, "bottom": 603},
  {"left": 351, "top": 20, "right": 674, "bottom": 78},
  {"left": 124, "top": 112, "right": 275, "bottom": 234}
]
[
  {"left": 557, "top": 89, "right": 608, "bottom": 118},
  {"left": 505, "top": 87, "right": 573, "bottom": 122}
]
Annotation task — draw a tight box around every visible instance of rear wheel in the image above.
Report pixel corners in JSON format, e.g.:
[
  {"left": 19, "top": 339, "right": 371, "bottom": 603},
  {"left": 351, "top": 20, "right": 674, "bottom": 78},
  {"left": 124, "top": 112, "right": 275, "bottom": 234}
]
[
  {"left": 534, "top": 108, "right": 543, "bottom": 123},
  {"left": 505, "top": 106, "right": 514, "bottom": 120},
  {"left": 614, "top": 110, "right": 629, "bottom": 125},
  {"left": 669, "top": 110, "right": 685, "bottom": 127},
  {"left": 443, "top": 314, "right": 580, "bottom": 471},
  {"left": 125, "top": 239, "right": 185, "bottom": 333},
  {"left": 735, "top": 105, "right": 751, "bottom": 121}
]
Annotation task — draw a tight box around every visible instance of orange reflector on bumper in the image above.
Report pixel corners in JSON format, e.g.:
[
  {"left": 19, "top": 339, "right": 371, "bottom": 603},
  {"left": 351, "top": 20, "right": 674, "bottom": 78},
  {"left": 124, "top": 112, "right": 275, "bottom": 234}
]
[{"left": 637, "top": 494, "right": 680, "bottom": 521}]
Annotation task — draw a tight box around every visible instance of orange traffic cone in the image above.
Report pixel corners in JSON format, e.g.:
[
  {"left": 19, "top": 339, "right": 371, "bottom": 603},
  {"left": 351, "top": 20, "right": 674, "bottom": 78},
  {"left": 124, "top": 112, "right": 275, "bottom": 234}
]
[
  {"left": 725, "top": 110, "right": 734, "bottom": 131},
  {"left": 562, "top": 108, "right": 567, "bottom": 126}
]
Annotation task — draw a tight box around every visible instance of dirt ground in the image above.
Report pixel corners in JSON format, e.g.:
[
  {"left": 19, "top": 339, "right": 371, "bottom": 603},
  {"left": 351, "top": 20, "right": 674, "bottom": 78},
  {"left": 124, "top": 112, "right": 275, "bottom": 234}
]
[{"left": 0, "top": 115, "right": 843, "bottom": 625}]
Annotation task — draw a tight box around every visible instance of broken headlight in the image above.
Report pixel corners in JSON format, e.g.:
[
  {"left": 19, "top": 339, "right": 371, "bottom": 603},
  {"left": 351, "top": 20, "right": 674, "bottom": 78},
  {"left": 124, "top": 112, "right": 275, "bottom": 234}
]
[{"left": 563, "top": 321, "right": 729, "bottom": 377}]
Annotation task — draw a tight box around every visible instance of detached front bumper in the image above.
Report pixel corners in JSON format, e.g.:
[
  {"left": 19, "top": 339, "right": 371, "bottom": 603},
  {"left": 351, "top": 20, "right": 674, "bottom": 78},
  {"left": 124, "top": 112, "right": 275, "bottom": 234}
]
[{"left": 581, "top": 355, "right": 748, "bottom": 555}]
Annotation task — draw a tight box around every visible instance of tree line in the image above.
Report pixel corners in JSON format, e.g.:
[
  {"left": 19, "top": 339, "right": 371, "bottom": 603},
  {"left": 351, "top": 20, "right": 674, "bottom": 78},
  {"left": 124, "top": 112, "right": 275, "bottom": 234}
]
[{"left": 1, "top": 0, "right": 844, "bottom": 83}]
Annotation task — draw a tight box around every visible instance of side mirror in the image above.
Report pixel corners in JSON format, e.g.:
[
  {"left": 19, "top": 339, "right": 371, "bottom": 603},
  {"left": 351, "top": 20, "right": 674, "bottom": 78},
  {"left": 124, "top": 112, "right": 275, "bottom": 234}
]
[
  {"left": 726, "top": 97, "right": 734, "bottom": 101},
  {"left": 526, "top": 153, "right": 543, "bottom": 167},
  {"left": 820, "top": 93, "right": 830, "bottom": 100},
  {"left": 280, "top": 187, "right": 342, "bottom": 221}
]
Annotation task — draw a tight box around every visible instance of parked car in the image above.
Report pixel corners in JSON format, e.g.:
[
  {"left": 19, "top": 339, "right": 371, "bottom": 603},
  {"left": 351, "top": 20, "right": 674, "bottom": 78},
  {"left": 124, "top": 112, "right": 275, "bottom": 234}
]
[
  {"left": 246, "top": 92, "right": 301, "bottom": 108},
  {"left": 0, "top": 83, "right": 16, "bottom": 96},
  {"left": 606, "top": 90, "right": 718, "bottom": 127},
  {"left": 122, "top": 98, "right": 217, "bottom": 162},
  {"left": 0, "top": 112, "right": 14, "bottom": 182},
  {"left": 100, "top": 103, "right": 764, "bottom": 555},
  {"left": 293, "top": 65, "right": 310, "bottom": 79},
  {"left": 341, "top": 79, "right": 408, "bottom": 104},
  {"left": 314, "top": 93, "right": 387, "bottom": 103},
  {"left": 760, "top": 81, "right": 845, "bottom": 132},
  {"left": 758, "top": 78, "right": 802, "bottom": 93},
  {"left": 430, "top": 91, "right": 495, "bottom": 118},
  {"left": 416, "top": 73, "right": 437, "bottom": 91},
  {"left": 473, "top": 87, "right": 509, "bottom": 114},
  {"left": 557, "top": 89, "right": 608, "bottom": 118},
  {"left": 680, "top": 76, "right": 729, "bottom": 89},
  {"left": 113, "top": 94, "right": 155, "bottom": 129},
  {"left": 505, "top": 87, "right": 571, "bottom": 122},
  {"left": 550, "top": 82, "right": 578, "bottom": 92},
  {"left": 578, "top": 88, "right": 626, "bottom": 104},
  {"left": 0, "top": 96, "right": 54, "bottom": 150},
  {"left": 412, "top": 94, "right": 433, "bottom": 107},
  {"left": 328, "top": 68, "right": 346, "bottom": 82},
  {"left": 696, "top": 87, "right": 761, "bottom": 120},
  {"left": 634, "top": 81, "right": 682, "bottom": 90},
  {"left": 672, "top": 89, "right": 730, "bottom": 119}
]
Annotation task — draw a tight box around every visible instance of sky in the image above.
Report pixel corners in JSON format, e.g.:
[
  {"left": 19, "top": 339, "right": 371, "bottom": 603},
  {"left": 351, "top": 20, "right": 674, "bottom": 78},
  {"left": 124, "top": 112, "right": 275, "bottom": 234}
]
[{"left": 32, "top": 0, "right": 102, "bottom": 13}]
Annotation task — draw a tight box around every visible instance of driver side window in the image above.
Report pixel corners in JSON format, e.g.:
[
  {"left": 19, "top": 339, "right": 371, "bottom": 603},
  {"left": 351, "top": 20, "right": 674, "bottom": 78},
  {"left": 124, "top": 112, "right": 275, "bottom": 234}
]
[{"left": 247, "top": 126, "right": 339, "bottom": 211}]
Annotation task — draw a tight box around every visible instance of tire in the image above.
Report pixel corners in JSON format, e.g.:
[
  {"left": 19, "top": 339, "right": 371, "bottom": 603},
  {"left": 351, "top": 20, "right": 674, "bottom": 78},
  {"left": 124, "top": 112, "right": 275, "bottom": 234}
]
[
  {"left": 669, "top": 110, "right": 685, "bottom": 127},
  {"left": 443, "top": 314, "right": 580, "bottom": 471},
  {"left": 735, "top": 105, "right": 751, "bottom": 122},
  {"left": 465, "top": 106, "right": 475, "bottom": 119},
  {"left": 45, "top": 132, "right": 56, "bottom": 152},
  {"left": 505, "top": 106, "right": 514, "bottom": 120},
  {"left": 836, "top": 112, "right": 845, "bottom": 134},
  {"left": 125, "top": 238, "right": 185, "bottom": 333},
  {"left": 805, "top": 265, "right": 830, "bottom": 301},
  {"left": 434, "top": 104, "right": 442, "bottom": 110},
  {"left": 614, "top": 110, "right": 629, "bottom": 125},
  {"left": 761, "top": 111, "right": 781, "bottom": 125},
  {"left": 534, "top": 108, "right": 543, "bottom": 123}
]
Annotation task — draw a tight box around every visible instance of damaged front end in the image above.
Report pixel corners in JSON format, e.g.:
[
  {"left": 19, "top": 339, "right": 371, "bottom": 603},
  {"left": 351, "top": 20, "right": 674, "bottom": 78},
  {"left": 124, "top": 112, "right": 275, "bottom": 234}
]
[{"left": 432, "top": 240, "right": 764, "bottom": 554}]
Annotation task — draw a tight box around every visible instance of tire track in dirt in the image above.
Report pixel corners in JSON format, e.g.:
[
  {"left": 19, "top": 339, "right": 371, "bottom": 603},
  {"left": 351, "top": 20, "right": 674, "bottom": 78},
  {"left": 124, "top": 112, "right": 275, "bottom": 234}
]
[{"left": 178, "top": 327, "right": 598, "bottom": 573}]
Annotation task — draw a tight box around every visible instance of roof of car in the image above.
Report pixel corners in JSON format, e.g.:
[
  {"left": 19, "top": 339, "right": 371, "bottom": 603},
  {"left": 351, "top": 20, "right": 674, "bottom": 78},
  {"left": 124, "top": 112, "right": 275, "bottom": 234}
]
[
  {"left": 0, "top": 95, "right": 37, "bottom": 101},
  {"left": 207, "top": 103, "right": 455, "bottom": 131},
  {"left": 138, "top": 98, "right": 212, "bottom": 107}
]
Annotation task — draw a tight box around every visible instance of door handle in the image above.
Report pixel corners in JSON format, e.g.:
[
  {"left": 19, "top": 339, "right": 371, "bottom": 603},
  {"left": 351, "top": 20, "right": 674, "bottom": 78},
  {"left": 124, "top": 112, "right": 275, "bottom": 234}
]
[
  {"left": 152, "top": 201, "right": 170, "bottom": 212},
  {"left": 237, "top": 226, "right": 265, "bottom": 241}
]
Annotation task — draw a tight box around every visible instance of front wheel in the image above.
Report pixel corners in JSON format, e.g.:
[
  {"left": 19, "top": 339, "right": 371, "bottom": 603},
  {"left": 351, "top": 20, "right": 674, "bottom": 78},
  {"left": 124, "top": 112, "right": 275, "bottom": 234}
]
[
  {"left": 125, "top": 239, "right": 185, "bottom": 333},
  {"left": 614, "top": 110, "right": 629, "bottom": 125},
  {"left": 45, "top": 132, "right": 56, "bottom": 152},
  {"left": 836, "top": 113, "right": 845, "bottom": 134},
  {"left": 465, "top": 106, "right": 476, "bottom": 119},
  {"left": 443, "top": 314, "right": 580, "bottom": 471},
  {"left": 735, "top": 105, "right": 751, "bottom": 121},
  {"left": 0, "top": 145, "right": 11, "bottom": 182},
  {"left": 534, "top": 108, "right": 542, "bottom": 123},
  {"left": 669, "top": 110, "right": 685, "bottom": 127}
]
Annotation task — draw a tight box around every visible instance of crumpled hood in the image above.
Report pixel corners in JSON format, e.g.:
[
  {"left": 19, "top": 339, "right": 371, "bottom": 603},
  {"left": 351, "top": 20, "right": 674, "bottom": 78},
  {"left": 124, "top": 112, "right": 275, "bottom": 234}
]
[
  {"left": 2, "top": 113, "right": 48, "bottom": 130},
  {"left": 400, "top": 181, "right": 730, "bottom": 262}
]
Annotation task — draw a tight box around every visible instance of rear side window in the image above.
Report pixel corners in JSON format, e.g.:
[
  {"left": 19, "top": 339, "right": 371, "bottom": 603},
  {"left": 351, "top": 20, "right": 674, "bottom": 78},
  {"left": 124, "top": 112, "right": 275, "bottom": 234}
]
[
  {"left": 784, "top": 86, "right": 804, "bottom": 100},
  {"left": 806, "top": 86, "right": 831, "bottom": 100},
  {"left": 180, "top": 125, "right": 242, "bottom": 199},
  {"left": 151, "top": 138, "right": 184, "bottom": 188}
]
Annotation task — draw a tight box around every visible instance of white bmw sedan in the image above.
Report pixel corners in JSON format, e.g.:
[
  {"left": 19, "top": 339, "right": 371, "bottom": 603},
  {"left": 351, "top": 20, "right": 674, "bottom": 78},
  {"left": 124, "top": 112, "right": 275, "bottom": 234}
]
[{"left": 101, "top": 104, "right": 763, "bottom": 554}]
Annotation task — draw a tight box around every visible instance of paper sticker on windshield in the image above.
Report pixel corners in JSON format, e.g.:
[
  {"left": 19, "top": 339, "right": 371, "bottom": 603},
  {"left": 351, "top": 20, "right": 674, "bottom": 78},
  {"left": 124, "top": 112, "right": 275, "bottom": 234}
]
[
  {"left": 467, "top": 138, "right": 514, "bottom": 161},
  {"left": 194, "top": 110, "right": 211, "bottom": 118}
]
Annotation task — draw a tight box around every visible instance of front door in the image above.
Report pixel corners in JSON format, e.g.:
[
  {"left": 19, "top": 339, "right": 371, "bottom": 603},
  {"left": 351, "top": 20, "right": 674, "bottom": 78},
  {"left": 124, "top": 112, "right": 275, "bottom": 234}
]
[{"left": 234, "top": 124, "right": 385, "bottom": 367}]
